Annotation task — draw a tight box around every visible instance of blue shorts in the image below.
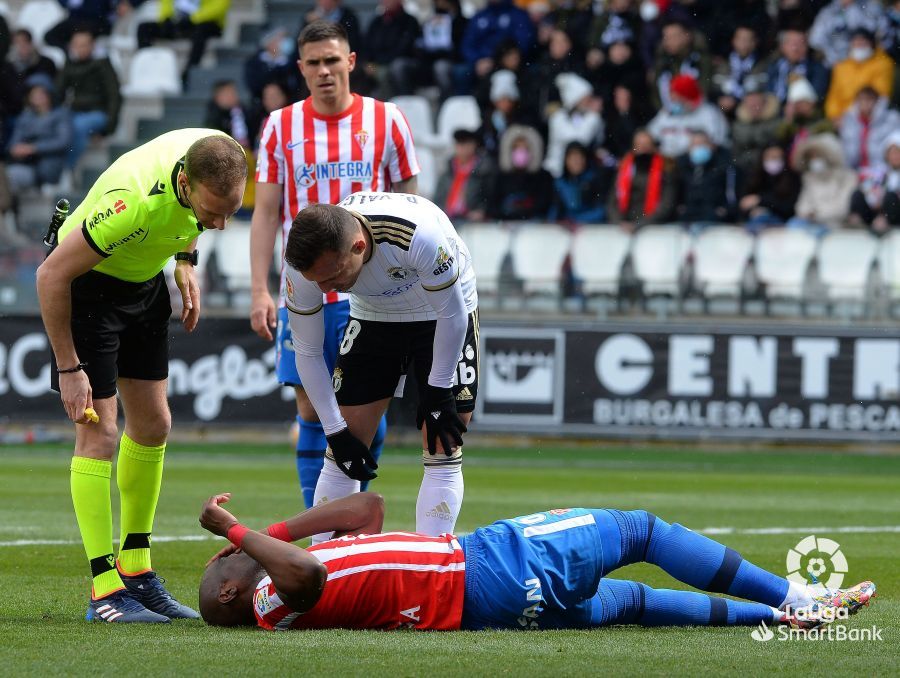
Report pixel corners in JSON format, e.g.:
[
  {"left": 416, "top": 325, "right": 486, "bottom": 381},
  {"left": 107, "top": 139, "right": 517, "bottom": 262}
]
[
  {"left": 275, "top": 301, "right": 350, "bottom": 387},
  {"left": 458, "top": 508, "right": 622, "bottom": 630}
]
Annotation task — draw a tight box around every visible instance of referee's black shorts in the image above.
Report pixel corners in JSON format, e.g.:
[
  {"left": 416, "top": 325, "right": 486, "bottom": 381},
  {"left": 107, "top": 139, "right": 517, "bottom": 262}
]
[{"left": 50, "top": 270, "right": 172, "bottom": 399}]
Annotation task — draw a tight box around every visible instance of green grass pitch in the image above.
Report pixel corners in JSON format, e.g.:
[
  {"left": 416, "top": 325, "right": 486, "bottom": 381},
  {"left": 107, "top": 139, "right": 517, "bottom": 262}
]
[{"left": 0, "top": 442, "right": 896, "bottom": 676}]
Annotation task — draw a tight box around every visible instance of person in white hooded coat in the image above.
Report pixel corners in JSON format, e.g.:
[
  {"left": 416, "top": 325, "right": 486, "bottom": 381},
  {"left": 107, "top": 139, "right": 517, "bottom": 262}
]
[{"left": 543, "top": 73, "right": 604, "bottom": 177}]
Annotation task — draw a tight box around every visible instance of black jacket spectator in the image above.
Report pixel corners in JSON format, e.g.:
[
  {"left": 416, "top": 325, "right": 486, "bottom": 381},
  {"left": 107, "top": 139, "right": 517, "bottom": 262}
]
[
  {"left": 362, "top": 0, "right": 420, "bottom": 99},
  {"left": 489, "top": 125, "right": 553, "bottom": 221},
  {"left": 56, "top": 46, "right": 121, "bottom": 134},
  {"left": 1, "top": 29, "right": 57, "bottom": 118},
  {"left": 300, "top": 0, "right": 362, "bottom": 54},
  {"left": 675, "top": 140, "right": 740, "bottom": 224},
  {"left": 740, "top": 144, "right": 802, "bottom": 227}
]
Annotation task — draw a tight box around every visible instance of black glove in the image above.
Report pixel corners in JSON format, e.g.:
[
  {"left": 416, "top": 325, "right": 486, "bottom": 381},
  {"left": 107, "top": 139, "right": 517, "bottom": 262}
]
[
  {"left": 326, "top": 428, "right": 378, "bottom": 481},
  {"left": 416, "top": 385, "right": 467, "bottom": 455}
]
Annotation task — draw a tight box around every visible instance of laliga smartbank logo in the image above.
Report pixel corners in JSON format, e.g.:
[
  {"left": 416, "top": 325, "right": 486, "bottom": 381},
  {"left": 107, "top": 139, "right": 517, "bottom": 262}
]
[{"left": 786, "top": 535, "right": 848, "bottom": 588}]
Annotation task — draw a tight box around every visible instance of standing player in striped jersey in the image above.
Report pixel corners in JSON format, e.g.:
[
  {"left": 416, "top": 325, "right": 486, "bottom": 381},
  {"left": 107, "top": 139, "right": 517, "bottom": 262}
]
[
  {"left": 250, "top": 21, "right": 419, "bottom": 509},
  {"left": 197, "top": 492, "right": 876, "bottom": 632}
]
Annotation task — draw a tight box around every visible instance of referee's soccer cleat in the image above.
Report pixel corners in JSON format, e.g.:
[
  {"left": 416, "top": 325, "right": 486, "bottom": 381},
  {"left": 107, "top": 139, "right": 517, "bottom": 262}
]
[
  {"left": 86, "top": 590, "right": 170, "bottom": 623},
  {"left": 121, "top": 571, "right": 201, "bottom": 619}
]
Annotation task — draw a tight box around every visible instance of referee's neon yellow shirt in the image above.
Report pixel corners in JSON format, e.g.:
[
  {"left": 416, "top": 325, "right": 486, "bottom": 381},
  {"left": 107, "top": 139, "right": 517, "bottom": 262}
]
[{"left": 58, "top": 128, "right": 232, "bottom": 283}]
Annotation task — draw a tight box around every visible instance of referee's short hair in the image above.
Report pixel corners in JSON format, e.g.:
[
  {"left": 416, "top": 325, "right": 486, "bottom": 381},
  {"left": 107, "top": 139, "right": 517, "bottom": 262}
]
[
  {"left": 286, "top": 204, "right": 357, "bottom": 272},
  {"left": 299, "top": 20, "right": 349, "bottom": 50},
  {"left": 185, "top": 135, "right": 248, "bottom": 196}
]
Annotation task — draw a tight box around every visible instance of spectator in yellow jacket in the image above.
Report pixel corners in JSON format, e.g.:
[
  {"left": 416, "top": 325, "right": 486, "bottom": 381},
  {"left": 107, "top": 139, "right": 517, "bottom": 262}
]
[
  {"left": 137, "top": 0, "right": 231, "bottom": 88},
  {"left": 825, "top": 29, "right": 895, "bottom": 121}
]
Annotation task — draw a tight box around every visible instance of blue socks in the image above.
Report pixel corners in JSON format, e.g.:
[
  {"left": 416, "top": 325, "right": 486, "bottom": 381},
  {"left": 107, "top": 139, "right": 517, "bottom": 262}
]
[
  {"left": 296, "top": 418, "right": 326, "bottom": 509},
  {"left": 592, "top": 579, "right": 777, "bottom": 626},
  {"left": 590, "top": 509, "right": 788, "bottom": 627},
  {"left": 295, "top": 415, "right": 387, "bottom": 507}
]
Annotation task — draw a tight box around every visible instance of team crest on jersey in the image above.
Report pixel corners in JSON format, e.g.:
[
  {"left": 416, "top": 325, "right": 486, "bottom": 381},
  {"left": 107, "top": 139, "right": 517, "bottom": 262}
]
[
  {"left": 387, "top": 266, "right": 412, "bottom": 281},
  {"left": 255, "top": 587, "right": 275, "bottom": 616},
  {"left": 549, "top": 508, "right": 573, "bottom": 516},
  {"left": 432, "top": 246, "right": 454, "bottom": 276},
  {"left": 333, "top": 367, "right": 343, "bottom": 393},
  {"left": 354, "top": 128, "right": 370, "bottom": 150}
]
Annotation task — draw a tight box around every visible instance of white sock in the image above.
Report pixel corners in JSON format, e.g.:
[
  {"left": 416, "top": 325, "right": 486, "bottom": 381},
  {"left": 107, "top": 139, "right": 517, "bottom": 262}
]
[
  {"left": 415, "top": 447, "right": 464, "bottom": 536},
  {"left": 310, "top": 453, "right": 360, "bottom": 545},
  {"left": 779, "top": 580, "right": 815, "bottom": 610}
]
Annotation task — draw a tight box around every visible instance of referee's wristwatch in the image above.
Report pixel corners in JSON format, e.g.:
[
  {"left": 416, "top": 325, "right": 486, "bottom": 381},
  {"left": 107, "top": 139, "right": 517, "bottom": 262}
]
[{"left": 174, "top": 250, "right": 198, "bottom": 266}]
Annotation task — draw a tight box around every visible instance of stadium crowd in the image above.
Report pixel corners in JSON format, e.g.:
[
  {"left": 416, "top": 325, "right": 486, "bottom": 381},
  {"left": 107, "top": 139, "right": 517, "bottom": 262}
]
[{"left": 2, "top": 0, "right": 900, "bottom": 244}]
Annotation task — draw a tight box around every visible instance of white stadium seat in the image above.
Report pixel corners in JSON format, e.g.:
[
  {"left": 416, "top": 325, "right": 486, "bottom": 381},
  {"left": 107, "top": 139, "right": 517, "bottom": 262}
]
[
  {"left": 121, "top": 47, "right": 180, "bottom": 97},
  {"left": 570, "top": 226, "right": 631, "bottom": 296},
  {"left": 41, "top": 45, "right": 66, "bottom": 70},
  {"left": 15, "top": 0, "right": 66, "bottom": 45},
  {"left": 435, "top": 96, "right": 481, "bottom": 145},
  {"left": 631, "top": 225, "right": 691, "bottom": 296},
  {"left": 692, "top": 226, "right": 754, "bottom": 298},
  {"left": 214, "top": 221, "right": 252, "bottom": 298},
  {"left": 390, "top": 95, "right": 435, "bottom": 147},
  {"left": 510, "top": 223, "right": 572, "bottom": 296},
  {"left": 414, "top": 146, "right": 438, "bottom": 200},
  {"left": 817, "top": 230, "right": 878, "bottom": 301},
  {"left": 879, "top": 230, "right": 900, "bottom": 299},
  {"left": 755, "top": 227, "right": 817, "bottom": 300},
  {"left": 456, "top": 223, "right": 511, "bottom": 298}
]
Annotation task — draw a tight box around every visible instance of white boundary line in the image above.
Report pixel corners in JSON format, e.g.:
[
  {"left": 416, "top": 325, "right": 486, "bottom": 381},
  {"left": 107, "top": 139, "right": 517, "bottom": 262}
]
[{"left": 2, "top": 525, "right": 900, "bottom": 547}]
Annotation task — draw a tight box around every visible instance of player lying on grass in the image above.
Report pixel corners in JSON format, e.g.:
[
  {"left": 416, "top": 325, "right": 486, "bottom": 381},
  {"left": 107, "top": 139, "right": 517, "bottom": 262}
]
[{"left": 197, "top": 493, "right": 875, "bottom": 631}]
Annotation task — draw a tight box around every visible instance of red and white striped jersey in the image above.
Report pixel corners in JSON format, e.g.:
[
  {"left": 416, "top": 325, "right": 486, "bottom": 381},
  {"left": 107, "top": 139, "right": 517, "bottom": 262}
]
[
  {"left": 253, "top": 532, "right": 465, "bottom": 631},
  {"left": 255, "top": 94, "right": 419, "bottom": 306}
]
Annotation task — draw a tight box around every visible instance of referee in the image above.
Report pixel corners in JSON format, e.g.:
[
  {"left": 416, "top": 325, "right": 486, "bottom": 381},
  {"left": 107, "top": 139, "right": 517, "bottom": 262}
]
[{"left": 36, "top": 129, "right": 246, "bottom": 623}]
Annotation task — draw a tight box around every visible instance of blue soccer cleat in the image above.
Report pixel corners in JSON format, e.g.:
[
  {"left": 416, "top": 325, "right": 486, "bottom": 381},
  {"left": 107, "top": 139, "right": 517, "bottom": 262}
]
[
  {"left": 121, "top": 571, "right": 200, "bottom": 620},
  {"left": 86, "top": 590, "right": 170, "bottom": 623}
]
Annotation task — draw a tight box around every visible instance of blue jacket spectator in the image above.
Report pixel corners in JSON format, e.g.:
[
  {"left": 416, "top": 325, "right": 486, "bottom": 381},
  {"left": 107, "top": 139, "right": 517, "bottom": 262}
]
[
  {"left": 461, "top": 0, "right": 534, "bottom": 67},
  {"left": 766, "top": 28, "right": 830, "bottom": 105},
  {"left": 550, "top": 141, "right": 612, "bottom": 224},
  {"left": 5, "top": 83, "right": 72, "bottom": 192}
]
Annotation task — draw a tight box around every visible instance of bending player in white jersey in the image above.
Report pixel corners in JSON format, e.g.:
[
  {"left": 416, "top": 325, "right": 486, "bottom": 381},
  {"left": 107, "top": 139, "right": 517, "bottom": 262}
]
[
  {"left": 250, "top": 20, "right": 419, "bottom": 510},
  {"left": 284, "top": 191, "right": 478, "bottom": 539}
]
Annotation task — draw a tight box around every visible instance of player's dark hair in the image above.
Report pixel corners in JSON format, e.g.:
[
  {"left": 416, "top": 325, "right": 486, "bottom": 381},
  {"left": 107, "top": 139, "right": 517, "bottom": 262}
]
[
  {"left": 286, "top": 203, "right": 357, "bottom": 272},
  {"left": 298, "top": 20, "right": 349, "bottom": 50},
  {"left": 184, "top": 135, "right": 248, "bottom": 196},
  {"left": 199, "top": 556, "right": 260, "bottom": 628}
]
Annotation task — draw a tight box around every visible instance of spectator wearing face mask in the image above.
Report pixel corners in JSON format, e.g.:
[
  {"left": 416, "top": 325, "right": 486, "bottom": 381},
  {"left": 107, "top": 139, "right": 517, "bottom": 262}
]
[
  {"left": 739, "top": 143, "right": 802, "bottom": 231},
  {"left": 809, "top": 0, "right": 887, "bottom": 68},
  {"left": 675, "top": 130, "right": 740, "bottom": 229},
  {"left": 788, "top": 133, "right": 858, "bottom": 236},
  {"left": 839, "top": 86, "right": 900, "bottom": 170},
  {"left": 825, "top": 29, "right": 895, "bottom": 121},
  {"left": 647, "top": 74, "right": 728, "bottom": 158},
  {"left": 544, "top": 73, "right": 604, "bottom": 178},
  {"left": 848, "top": 132, "right": 900, "bottom": 234},
  {"left": 489, "top": 124, "right": 554, "bottom": 220},
  {"left": 607, "top": 128, "right": 676, "bottom": 232}
]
